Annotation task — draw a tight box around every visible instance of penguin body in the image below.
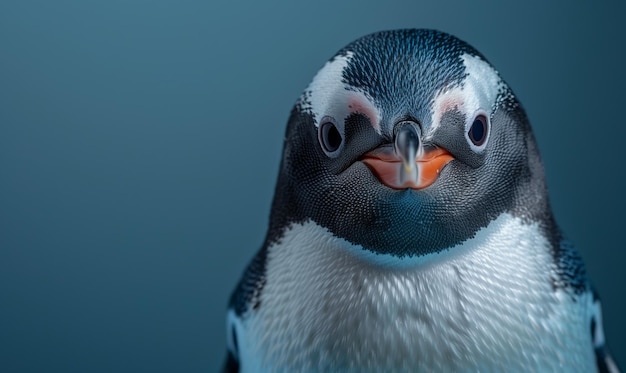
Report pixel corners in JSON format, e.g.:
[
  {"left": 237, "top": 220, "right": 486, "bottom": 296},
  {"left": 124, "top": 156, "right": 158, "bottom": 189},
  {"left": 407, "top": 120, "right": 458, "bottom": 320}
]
[{"left": 223, "top": 30, "right": 619, "bottom": 373}]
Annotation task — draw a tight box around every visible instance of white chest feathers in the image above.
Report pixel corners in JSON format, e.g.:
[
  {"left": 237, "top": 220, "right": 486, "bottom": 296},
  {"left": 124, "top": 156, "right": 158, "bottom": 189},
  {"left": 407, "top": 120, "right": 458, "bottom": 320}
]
[{"left": 231, "top": 214, "right": 595, "bottom": 372}]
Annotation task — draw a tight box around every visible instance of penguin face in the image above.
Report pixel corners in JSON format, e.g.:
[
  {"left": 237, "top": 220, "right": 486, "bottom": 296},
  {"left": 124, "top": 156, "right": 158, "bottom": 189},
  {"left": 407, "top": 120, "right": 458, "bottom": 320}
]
[{"left": 270, "top": 29, "right": 546, "bottom": 257}]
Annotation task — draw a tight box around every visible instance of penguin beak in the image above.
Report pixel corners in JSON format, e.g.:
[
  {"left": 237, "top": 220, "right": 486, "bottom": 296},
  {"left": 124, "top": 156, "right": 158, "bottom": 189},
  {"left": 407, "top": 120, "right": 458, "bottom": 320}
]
[{"left": 361, "top": 122, "right": 454, "bottom": 190}]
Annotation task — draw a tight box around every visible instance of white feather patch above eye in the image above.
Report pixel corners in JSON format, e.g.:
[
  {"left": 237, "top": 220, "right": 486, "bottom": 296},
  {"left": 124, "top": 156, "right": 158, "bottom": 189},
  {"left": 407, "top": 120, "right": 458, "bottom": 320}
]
[
  {"left": 429, "top": 53, "right": 505, "bottom": 136},
  {"left": 300, "top": 51, "right": 381, "bottom": 133}
]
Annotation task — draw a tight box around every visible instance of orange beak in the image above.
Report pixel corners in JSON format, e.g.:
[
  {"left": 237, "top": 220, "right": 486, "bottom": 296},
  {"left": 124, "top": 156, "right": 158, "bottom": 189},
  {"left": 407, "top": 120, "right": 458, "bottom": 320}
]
[{"left": 361, "top": 147, "right": 454, "bottom": 190}]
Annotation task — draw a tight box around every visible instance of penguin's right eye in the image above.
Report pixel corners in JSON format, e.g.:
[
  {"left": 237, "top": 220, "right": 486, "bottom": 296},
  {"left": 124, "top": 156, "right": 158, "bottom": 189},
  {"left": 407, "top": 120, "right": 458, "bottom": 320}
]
[{"left": 318, "top": 119, "right": 344, "bottom": 156}]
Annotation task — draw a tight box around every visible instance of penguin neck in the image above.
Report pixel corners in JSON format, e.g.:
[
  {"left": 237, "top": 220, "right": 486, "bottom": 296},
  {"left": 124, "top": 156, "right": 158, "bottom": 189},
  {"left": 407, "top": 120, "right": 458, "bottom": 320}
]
[{"left": 272, "top": 212, "right": 547, "bottom": 269}]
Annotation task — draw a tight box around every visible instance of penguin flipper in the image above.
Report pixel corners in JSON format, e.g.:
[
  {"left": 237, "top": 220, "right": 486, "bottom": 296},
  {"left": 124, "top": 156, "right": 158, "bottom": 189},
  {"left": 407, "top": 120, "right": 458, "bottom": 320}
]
[
  {"left": 221, "top": 351, "right": 240, "bottom": 373},
  {"left": 592, "top": 291, "right": 621, "bottom": 373},
  {"left": 596, "top": 346, "right": 620, "bottom": 373},
  {"left": 223, "top": 247, "right": 268, "bottom": 373}
]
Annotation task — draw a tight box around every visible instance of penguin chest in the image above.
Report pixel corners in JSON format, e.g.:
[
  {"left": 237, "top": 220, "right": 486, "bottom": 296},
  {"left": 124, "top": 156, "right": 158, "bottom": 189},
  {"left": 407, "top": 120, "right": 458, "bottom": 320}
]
[{"left": 236, "top": 215, "right": 595, "bottom": 372}]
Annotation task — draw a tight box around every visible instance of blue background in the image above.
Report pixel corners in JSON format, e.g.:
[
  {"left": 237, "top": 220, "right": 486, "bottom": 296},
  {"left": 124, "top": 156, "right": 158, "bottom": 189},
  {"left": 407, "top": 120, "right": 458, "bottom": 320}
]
[{"left": 1, "top": 0, "right": 624, "bottom": 371}]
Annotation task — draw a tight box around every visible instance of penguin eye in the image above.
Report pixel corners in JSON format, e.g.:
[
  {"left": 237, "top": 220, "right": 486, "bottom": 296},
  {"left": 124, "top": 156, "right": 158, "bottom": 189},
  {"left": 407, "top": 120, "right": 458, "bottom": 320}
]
[
  {"left": 467, "top": 113, "right": 489, "bottom": 149},
  {"left": 318, "top": 119, "right": 343, "bottom": 156}
]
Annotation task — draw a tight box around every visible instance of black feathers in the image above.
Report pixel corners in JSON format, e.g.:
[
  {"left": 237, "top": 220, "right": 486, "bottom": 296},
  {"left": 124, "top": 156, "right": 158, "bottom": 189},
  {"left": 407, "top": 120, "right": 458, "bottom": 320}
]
[
  {"left": 591, "top": 292, "right": 621, "bottom": 373},
  {"left": 221, "top": 351, "right": 239, "bottom": 373},
  {"left": 339, "top": 30, "right": 477, "bottom": 126},
  {"left": 552, "top": 238, "right": 587, "bottom": 295},
  {"left": 229, "top": 245, "right": 267, "bottom": 316}
]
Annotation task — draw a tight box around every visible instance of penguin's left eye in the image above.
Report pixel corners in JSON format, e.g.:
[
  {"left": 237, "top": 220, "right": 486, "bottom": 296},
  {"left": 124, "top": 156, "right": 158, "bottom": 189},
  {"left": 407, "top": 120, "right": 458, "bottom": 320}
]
[
  {"left": 318, "top": 118, "right": 344, "bottom": 157},
  {"left": 466, "top": 113, "right": 490, "bottom": 151}
]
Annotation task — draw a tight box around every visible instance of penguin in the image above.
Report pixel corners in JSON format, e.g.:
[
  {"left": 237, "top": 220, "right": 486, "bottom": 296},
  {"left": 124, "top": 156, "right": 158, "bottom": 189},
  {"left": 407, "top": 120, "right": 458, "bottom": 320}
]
[{"left": 222, "top": 29, "right": 620, "bottom": 372}]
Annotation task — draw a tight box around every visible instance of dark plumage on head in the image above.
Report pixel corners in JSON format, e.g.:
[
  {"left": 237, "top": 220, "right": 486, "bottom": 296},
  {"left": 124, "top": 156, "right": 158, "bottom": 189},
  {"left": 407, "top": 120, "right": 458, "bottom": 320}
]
[{"left": 268, "top": 29, "right": 549, "bottom": 258}]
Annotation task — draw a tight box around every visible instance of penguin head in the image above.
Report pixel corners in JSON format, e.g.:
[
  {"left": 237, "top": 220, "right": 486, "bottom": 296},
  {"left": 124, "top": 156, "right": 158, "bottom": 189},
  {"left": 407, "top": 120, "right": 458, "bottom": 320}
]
[{"left": 268, "top": 29, "right": 550, "bottom": 257}]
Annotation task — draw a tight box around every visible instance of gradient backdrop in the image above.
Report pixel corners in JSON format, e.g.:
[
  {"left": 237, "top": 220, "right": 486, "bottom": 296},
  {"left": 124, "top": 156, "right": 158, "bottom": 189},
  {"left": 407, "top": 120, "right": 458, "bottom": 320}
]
[{"left": 1, "top": 1, "right": 624, "bottom": 372}]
